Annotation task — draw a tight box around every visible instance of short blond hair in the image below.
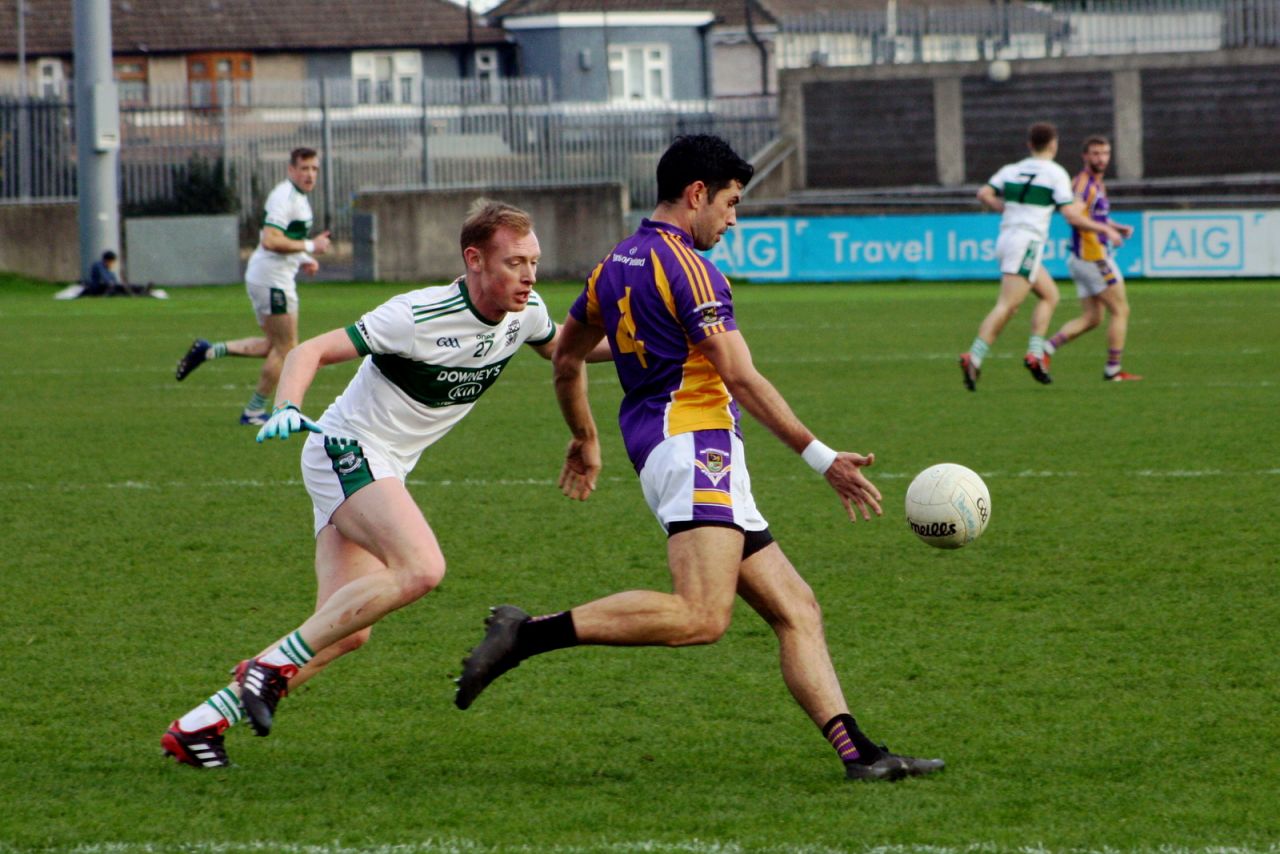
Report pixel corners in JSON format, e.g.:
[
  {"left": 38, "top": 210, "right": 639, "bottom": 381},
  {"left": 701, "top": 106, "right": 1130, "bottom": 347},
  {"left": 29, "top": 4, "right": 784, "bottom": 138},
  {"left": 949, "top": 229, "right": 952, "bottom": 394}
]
[{"left": 460, "top": 199, "right": 533, "bottom": 255}]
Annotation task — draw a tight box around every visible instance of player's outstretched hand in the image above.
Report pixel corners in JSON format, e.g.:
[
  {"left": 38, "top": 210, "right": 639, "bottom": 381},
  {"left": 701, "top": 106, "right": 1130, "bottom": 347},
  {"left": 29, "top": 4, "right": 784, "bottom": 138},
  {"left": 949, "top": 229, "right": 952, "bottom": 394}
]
[
  {"left": 256, "top": 402, "right": 322, "bottom": 443},
  {"left": 559, "top": 436, "right": 601, "bottom": 501},
  {"left": 824, "top": 451, "right": 883, "bottom": 522},
  {"left": 300, "top": 258, "right": 320, "bottom": 276}
]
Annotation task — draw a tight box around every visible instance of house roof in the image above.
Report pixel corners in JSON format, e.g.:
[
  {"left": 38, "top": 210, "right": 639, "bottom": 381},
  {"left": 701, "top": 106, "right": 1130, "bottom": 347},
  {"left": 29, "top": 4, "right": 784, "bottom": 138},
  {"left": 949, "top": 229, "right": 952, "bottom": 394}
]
[
  {"left": 487, "top": 0, "right": 1044, "bottom": 28},
  {"left": 486, "top": 0, "right": 780, "bottom": 28},
  {"left": 0, "top": 0, "right": 509, "bottom": 58}
]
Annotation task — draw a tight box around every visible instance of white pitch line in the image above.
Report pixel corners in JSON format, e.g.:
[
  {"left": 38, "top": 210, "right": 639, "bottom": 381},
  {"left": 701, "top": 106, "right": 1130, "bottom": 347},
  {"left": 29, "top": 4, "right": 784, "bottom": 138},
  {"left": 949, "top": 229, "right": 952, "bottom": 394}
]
[
  {"left": 32, "top": 840, "right": 1280, "bottom": 854},
  {"left": 7, "top": 469, "right": 1278, "bottom": 494}
]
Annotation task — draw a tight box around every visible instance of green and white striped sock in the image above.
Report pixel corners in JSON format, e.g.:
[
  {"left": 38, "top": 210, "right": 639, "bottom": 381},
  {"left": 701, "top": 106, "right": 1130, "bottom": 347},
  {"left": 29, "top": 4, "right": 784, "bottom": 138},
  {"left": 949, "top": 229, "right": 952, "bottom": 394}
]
[
  {"left": 969, "top": 337, "right": 991, "bottom": 368},
  {"left": 210, "top": 342, "right": 228, "bottom": 359},
  {"left": 178, "top": 686, "right": 244, "bottom": 732},
  {"left": 244, "top": 391, "right": 269, "bottom": 413},
  {"left": 1028, "top": 335, "right": 1046, "bottom": 359},
  {"left": 260, "top": 631, "right": 315, "bottom": 669}
]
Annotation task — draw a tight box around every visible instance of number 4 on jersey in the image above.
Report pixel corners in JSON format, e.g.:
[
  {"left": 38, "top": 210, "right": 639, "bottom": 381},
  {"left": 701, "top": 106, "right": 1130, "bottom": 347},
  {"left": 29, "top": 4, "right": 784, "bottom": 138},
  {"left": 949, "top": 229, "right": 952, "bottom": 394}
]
[{"left": 615, "top": 288, "right": 648, "bottom": 368}]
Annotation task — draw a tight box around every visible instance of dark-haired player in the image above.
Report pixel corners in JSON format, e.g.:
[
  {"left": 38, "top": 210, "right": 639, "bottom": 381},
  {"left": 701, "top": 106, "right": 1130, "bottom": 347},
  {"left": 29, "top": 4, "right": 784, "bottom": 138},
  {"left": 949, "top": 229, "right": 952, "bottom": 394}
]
[
  {"left": 1043, "top": 135, "right": 1141, "bottom": 382},
  {"left": 455, "top": 135, "right": 944, "bottom": 783}
]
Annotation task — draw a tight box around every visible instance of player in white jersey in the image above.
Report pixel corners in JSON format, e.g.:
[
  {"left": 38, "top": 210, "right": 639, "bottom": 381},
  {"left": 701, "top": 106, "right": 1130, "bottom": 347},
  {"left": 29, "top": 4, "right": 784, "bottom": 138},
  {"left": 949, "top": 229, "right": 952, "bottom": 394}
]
[
  {"left": 161, "top": 201, "right": 611, "bottom": 768},
  {"left": 959, "top": 123, "right": 1123, "bottom": 391},
  {"left": 174, "top": 147, "right": 332, "bottom": 425}
]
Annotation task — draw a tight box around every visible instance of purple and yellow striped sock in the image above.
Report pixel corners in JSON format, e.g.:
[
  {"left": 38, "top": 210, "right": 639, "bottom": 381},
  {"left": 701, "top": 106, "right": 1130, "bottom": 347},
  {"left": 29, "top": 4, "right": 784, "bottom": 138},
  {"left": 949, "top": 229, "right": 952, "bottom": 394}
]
[
  {"left": 822, "top": 714, "right": 883, "bottom": 766},
  {"left": 1105, "top": 348, "right": 1123, "bottom": 376}
]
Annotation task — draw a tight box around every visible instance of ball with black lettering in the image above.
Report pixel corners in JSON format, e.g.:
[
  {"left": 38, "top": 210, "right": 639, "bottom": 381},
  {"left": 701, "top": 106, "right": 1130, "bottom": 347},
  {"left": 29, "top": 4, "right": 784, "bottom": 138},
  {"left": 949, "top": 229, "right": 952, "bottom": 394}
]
[{"left": 905, "top": 463, "right": 990, "bottom": 549}]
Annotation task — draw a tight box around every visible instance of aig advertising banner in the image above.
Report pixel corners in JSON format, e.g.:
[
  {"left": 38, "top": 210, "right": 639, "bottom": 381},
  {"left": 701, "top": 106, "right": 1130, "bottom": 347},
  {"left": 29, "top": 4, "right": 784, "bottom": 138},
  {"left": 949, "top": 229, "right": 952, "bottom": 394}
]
[{"left": 710, "top": 210, "right": 1279, "bottom": 282}]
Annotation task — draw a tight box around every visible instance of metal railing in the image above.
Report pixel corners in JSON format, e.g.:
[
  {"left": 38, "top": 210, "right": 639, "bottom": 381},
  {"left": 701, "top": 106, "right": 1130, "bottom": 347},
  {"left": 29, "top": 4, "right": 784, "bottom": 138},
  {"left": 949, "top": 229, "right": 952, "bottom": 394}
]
[
  {"left": 777, "top": 0, "right": 1280, "bottom": 67},
  {"left": 0, "top": 78, "right": 778, "bottom": 238}
]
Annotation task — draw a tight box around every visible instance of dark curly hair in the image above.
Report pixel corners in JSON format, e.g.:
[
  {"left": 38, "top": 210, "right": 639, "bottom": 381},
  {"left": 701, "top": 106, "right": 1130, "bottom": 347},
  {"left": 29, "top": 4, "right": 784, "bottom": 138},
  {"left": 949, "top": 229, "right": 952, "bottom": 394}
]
[{"left": 656, "top": 134, "right": 754, "bottom": 204}]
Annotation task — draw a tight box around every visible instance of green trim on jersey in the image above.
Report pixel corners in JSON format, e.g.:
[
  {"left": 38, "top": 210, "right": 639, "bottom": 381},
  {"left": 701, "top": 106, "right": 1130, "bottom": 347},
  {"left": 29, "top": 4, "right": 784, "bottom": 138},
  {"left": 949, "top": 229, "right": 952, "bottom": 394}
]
[
  {"left": 1002, "top": 183, "right": 1057, "bottom": 207},
  {"left": 262, "top": 220, "right": 311, "bottom": 240},
  {"left": 458, "top": 279, "right": 501, "bottom": 326},
  {"left": 371, "top": 353, "right": 515, "bottom": 408},
  {"left": 345, "top": 324, "right": 371, "bottom": 356},
  {"left": 413, "top": 294, "right": 467, "bottom": 324},
  {"left": 527, "top": 323, "right": 555, "bottom": 347}
]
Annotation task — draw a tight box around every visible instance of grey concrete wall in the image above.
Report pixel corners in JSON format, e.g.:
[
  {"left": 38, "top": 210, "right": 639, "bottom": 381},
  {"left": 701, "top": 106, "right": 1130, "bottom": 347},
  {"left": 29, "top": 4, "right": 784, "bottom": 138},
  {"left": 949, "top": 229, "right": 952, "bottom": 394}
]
[
  {"left": 0, "top": 203, "right": 79, "bottom": 281},
  {"left": 354, "top": 184, "right": 628, "bottom": 282},
  {"left": 125, "top": 215, "right": 241, "bottom": 285},
  {"left": 773, "top": 47, "right": 1280, "bottom": 194}
]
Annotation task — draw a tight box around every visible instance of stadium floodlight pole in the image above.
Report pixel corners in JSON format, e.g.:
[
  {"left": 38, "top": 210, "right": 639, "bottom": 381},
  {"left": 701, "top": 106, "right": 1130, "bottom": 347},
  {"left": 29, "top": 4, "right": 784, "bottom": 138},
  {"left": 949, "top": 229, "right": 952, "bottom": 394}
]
[
  {"left": 17, "top": 0, "right": 32, "bottom": 199},
  {"left": 73, "top": 0, "right": 122, "bottom": 281}
]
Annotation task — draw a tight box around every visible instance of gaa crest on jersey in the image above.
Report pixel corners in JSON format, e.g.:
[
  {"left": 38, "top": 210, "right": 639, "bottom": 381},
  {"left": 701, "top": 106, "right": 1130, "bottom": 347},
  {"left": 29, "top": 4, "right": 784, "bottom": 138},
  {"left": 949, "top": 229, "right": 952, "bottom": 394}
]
[{"left": 504, "top": 318, "right": 521, "bottom": 346}]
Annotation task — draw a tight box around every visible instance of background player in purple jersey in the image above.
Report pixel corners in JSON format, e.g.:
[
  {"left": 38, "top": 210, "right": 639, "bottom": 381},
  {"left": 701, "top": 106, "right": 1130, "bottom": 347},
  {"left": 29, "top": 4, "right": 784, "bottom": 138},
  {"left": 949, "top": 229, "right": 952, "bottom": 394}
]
[
  {"left": 1043, "top": 135, "right": 1141, "bottom": 382},
  {"left": 454, "top": 135, "right": 944, "bottom": 783}
]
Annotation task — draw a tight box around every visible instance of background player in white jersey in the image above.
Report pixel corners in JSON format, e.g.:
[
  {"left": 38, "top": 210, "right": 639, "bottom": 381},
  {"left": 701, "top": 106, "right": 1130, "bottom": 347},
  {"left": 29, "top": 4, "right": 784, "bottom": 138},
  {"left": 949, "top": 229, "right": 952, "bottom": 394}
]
[
  {"left": 1043, "top": 135, "right": 1141, "bottom": 382},
  {"left": 960, "top": 123, "right": 1123, "bottom": 391},
  {"left": 174, "top": 147, "right": 332, "bottom": 425},
  {"left": 161, "top": 200, "right": 610, "bottom": 768}
]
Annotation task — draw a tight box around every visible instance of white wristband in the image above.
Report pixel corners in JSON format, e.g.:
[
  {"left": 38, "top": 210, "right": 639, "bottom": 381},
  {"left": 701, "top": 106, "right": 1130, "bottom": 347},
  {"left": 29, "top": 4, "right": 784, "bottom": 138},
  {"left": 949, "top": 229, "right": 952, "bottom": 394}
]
[
  {"left": 801, "top": 439, "right": 838, "bottom": 475},
  {"left": 303, "top": 239, "right": 315, "bottom": 253}
]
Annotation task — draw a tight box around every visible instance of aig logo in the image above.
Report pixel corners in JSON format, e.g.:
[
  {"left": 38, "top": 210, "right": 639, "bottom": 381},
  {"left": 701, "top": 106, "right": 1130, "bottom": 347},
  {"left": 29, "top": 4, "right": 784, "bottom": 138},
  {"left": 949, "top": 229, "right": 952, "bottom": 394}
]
[
  {"left": 705, "top": 220, "right": 789, "bottom": 279},
  {"left": 1146, "top": 214, "right": 1244, "bottom": 272}
]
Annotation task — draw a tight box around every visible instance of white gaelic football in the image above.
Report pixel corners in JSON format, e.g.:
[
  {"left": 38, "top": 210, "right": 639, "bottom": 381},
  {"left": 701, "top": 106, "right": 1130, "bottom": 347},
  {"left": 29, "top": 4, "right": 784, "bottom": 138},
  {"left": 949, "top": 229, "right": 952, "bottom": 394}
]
[{"left": 905, "top": 463, "right": 991, "bottom": 549}]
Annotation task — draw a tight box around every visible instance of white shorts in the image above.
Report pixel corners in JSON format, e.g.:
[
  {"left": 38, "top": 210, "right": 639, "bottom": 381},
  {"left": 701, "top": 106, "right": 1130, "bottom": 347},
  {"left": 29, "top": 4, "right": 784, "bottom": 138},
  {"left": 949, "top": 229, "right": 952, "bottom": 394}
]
[
  {"left": 638, "top": 430, "right": 768, "bottom": 533},
  {"left": 301, "top": 432, "right": 399, "bottom": 535},
  {"left": 996, "top": 230, "right": 1045, "bottom": 280},
  {"left": 246, "top": 279, "right": 298, "bottom": 322},
  {"left": 1069, "top": 254, "right": 1124, "bottom": 298}
]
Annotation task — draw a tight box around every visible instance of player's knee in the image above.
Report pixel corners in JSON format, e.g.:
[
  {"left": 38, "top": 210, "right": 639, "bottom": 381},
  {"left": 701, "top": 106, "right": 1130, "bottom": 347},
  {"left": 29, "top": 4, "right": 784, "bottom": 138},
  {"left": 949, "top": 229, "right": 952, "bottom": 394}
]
[
  {"left": 389, "top": 555, "right": 445, "bottom": 601},
  {"left": 398, "top": 559, "right": 445, "bottom": 602},
  {"left": 677, "top": 607, "right": 732, "bottom": 646}
]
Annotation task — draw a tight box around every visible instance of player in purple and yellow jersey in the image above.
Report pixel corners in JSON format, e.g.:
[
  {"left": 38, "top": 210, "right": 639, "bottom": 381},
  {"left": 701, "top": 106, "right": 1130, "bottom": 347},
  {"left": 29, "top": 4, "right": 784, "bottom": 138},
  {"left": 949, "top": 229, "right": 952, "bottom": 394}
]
[
  {"left": 1043, "top": 135, "right": 1141, "bottom": 381},
  {"left": 454, "top": 135, "right": 944, "bottom": 783}
]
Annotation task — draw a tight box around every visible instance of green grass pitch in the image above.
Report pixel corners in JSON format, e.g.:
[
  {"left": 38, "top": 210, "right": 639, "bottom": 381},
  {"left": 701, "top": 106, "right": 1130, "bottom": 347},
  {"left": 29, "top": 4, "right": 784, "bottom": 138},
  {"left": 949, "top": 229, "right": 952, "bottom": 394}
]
[{"left": 0, "top": 274, "right": 1276, "bottom": 853}]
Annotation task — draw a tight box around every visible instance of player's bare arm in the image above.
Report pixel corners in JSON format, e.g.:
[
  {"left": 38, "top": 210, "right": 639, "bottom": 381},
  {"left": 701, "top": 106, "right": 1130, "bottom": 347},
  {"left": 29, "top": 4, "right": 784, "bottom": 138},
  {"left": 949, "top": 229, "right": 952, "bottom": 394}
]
[
  {"left": 977, "top": 184, "right": 1005, "bottom": 213},
  {"left": 696, "top": 330, "right": 882, "bottom": 521},
  {"left": 273, "top": 328, "right": 359, "bottom": 410},
  {"left": 552, "top": 314, "right": 607, "bottom": 500},
  {"left": 529, "top": 323, "right": 614, "bottom": 363},
  {"left": 261, "top": 226, "right": 331, "bottom": 255},
  {"left": 1060, "top": 201, "right": 1123, "bottom": 245}
]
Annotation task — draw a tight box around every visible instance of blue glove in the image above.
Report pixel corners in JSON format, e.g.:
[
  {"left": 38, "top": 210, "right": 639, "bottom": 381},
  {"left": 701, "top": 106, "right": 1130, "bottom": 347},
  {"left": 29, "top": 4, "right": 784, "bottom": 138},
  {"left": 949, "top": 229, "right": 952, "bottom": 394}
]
[{"left": 256, "top": 402, "right": 322, "bottom": 442}]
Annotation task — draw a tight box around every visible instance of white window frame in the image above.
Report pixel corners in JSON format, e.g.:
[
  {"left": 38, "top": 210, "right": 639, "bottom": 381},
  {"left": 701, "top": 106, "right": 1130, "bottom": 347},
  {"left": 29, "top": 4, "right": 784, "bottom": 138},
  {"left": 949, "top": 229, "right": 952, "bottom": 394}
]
[
  {"left": 352, "top": 50, "right": 422, "bottom": 106},
  {"left": 474, "top": 48, "right": 499, "bottom": 83},
  {"left": 37, "top": 58, "right": 65, "bottom": 99},
  {"left": 607, "top": 43, "right": 671, "bottom": 104}
]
